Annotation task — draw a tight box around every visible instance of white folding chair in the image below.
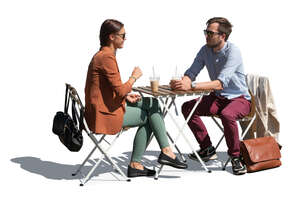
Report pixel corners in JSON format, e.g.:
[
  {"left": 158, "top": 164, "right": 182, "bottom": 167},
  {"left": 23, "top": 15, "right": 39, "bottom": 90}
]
[
  {"left": 211, "top": 90, "right": 257, "bottom": 170},
  {"left": 65, "top": 84, "right": 131, "bottom": 186}
]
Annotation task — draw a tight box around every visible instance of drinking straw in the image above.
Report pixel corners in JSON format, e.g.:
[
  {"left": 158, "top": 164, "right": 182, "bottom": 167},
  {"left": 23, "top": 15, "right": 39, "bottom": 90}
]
[{"left": 152, "top": 66, "right": 156, "bottom": 78}]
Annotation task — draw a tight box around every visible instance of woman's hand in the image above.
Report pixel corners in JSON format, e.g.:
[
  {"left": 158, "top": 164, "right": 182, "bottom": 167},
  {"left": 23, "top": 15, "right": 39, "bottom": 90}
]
[
  {"left": 126, "top": 94, "right": 141, "bottom": 103},
  {"left": 131, "top": 67, "right": 143, "bottom": 80}
]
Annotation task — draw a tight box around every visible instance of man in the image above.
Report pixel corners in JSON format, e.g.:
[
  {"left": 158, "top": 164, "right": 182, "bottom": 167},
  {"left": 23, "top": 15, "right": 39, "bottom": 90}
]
[{"left": 170, "top": 17, "right": 251, "bottom": 175}]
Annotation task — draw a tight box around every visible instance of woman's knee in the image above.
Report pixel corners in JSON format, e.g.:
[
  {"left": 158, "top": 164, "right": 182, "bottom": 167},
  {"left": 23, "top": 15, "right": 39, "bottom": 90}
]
[
  {"left": 148, "top": 97, "right": 161, "bottom": 112},
  {"left": 151, "top": 97, "right": 160, "bottom": 107}
]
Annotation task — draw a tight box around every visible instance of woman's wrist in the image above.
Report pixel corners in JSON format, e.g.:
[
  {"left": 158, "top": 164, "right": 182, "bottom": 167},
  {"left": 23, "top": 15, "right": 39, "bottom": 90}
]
[{"left": 129, "top": 76, "right": 137, "bottom": 82}]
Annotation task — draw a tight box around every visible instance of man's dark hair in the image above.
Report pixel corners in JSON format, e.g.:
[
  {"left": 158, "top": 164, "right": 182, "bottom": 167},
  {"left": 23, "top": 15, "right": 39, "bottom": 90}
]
[
  {"left": 206, "top": 17, "right": 232, "bottom": 41},
  {"left": 99, "top": 19, "right": 124, "bottom": 46}
]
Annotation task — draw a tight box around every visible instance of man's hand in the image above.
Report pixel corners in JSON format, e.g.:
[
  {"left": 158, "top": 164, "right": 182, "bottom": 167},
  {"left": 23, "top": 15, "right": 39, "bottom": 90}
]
[
  {"left": 169, "top": 76, "right": 192, "bottom": 91},
  {"left": 126, "top": 94, "right": 141, "bottom": 103}
]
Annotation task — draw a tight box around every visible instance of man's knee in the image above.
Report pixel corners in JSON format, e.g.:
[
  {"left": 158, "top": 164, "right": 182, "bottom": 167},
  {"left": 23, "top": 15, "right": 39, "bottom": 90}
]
[
  {"left": 220, "top": 110, "right": 236, "bottom": 121},
  {"left": 181, "top": 101, "right": 192, "bottom": 117}
]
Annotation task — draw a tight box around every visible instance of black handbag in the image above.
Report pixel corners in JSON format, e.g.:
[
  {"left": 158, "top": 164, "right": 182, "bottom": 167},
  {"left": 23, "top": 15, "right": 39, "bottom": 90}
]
[{"left": 52, "top": 84, "right": 83, "bottom": 152}]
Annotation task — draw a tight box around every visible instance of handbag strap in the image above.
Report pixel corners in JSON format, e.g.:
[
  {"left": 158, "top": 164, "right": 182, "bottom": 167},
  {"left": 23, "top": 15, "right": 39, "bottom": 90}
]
[
  {"left": 64, "top": 84, "right": 84, "bottom": 132},
  {"left": 71, "top": 99, "right": 84, "bottom": 132},
  {"left": 64, "top": 84, "right": 70, "bottom": 113},
  {"left": 71, "top": 99, "right": 78, "bottom": 126},
  {"left": 79, "top": 108, "right": 84, "bottom": 131}
]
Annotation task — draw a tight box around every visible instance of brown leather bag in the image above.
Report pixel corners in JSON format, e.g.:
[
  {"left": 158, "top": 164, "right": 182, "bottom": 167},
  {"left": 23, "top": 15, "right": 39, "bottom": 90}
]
[{"left": 240, "top": 136, "right": 281, "bottom": 173}]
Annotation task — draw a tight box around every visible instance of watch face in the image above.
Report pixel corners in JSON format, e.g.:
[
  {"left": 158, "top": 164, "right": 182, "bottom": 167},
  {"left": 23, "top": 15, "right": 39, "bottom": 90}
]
[{"left": 192, "top": 82, "right": 196, "bottom": 88}]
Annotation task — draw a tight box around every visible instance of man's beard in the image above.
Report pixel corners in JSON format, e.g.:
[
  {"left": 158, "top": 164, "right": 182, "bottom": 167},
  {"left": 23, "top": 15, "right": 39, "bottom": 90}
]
[{"left": 206, "top": 39, "right": 222, "bottom": 49}]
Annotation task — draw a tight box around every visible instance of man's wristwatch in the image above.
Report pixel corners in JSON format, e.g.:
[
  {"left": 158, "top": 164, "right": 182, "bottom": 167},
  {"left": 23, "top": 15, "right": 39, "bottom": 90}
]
[{"left": 191, "top": 81, "right": 197, "bottom": 89}]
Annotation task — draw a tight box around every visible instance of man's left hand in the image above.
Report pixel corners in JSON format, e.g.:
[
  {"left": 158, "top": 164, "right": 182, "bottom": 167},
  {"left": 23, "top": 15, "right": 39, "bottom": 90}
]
[{"left": 169, "top": 76, "right": 191, "bottom": 91}]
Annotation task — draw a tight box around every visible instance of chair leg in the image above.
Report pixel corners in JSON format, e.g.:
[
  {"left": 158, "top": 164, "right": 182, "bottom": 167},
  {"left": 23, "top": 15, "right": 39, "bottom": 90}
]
[
  {"left": 220, "top": 115, "right": 256, "bottom": 172},
  {"left": 72, "top": 145, "right": 97, "bottom": 176},
  {"left": 154, "top": 165, "right": 164, "bottom": 180},
  {"left": 76, "top": 130, "right": 130, "bottom": 185},
  {"left": 240, "top": 114, "right": 256, "bottom": 139},
  {"left": 92, "top": 134, "right": 130, "bottom": 179},
  {"left": 215, "top": 135, "right": 225, "bottom": 150},
  {"left": 212, "top": 114, "right": 257, "bottom": 172},
  {"left": 72, "top": 134, "right": 107, "bottom": 176},
  {"left": 211, "top": 117, "right": 225, "bottom": 150},
  {"left": 222, "top": 157, "right": 231, "bottom": 170}
]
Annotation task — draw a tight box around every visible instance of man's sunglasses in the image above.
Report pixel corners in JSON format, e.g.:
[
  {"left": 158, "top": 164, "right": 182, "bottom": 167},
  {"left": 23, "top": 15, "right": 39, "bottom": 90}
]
[
  {"left": 203, "top": 30, "right": 222, "bottom": 37},
  {"left": 116, "top": 33, "right": 126, "bottom": 40}
]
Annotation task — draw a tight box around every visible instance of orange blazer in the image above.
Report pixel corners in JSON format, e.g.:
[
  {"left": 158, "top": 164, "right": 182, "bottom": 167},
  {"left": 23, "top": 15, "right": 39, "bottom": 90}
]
[{"left": 84, "top": 46, "right": 132, "bottom": 134}]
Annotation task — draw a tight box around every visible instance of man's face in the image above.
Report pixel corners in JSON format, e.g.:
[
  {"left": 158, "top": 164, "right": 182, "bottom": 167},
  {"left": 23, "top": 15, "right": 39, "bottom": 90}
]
[{"left": 205, "top": 22, "right": 224, "bottom": 48}]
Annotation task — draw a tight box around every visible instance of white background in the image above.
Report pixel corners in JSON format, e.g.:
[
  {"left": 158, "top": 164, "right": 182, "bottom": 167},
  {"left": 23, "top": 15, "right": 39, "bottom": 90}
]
[{"left": 1, "top": 0, "right": 299, "bottom": 196}]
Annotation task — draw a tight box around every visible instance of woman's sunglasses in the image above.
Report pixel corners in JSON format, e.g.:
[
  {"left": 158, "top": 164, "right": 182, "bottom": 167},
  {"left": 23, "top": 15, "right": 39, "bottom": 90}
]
[{"left": 116, "top": 33, "right": 126, "bottom": 40}]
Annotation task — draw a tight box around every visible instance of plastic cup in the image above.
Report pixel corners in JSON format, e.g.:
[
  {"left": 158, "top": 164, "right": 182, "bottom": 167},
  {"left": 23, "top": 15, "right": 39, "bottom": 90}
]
[
  {"left": 150, "top": 77, "right": 160, "bottom": 92},
  {"left": 170, "top": 75, "right": 182, "bottom": 90},
  {"left": 171, "top": 75, "right": 182, "bottom": 82}
]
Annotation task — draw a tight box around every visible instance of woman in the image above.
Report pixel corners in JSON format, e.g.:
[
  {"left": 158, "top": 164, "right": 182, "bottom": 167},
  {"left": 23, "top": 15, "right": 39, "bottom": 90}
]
[{"left": 85, "top": 19, "right": 187, "bottom": 178}]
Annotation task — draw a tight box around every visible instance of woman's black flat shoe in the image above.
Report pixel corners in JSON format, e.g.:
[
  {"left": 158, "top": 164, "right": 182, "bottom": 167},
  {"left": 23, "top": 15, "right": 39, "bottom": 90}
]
[
  {"left": 157, "top": 152, "right": 188, "bottom": 169},
  {"left": 127, "top": 165, "right": 156, "bottom": 177}
]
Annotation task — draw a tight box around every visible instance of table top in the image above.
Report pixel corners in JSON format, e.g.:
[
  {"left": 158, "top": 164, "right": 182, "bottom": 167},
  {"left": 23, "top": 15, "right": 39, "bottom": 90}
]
[{"left": 132, "top": 85, "right": 212, "bottom": 97}]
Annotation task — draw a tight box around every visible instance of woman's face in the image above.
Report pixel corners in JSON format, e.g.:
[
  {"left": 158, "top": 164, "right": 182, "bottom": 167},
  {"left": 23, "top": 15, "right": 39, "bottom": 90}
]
[{"left": 112, "top": 27, "right": 126, "bottom": 49}]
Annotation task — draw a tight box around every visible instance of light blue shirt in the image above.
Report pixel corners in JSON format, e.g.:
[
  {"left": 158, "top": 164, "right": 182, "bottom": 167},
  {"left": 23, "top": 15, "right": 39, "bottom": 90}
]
[{"left": 184, "top": 42, "right": 250, "bottom": 100}]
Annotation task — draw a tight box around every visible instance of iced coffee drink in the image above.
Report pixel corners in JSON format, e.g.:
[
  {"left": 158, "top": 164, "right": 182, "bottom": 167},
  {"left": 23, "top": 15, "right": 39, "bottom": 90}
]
[{"left": 150, "top": 77, "right": 159, "bottom": 92}]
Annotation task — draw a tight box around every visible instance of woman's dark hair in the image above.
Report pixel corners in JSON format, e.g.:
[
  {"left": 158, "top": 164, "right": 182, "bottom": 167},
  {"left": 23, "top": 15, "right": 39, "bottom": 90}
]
[
  {"left": 206, "top": 17, "right": 232, "bottom": 41},
  {"left": 99, "top": 19, "right": 124, "bottom": 46}
]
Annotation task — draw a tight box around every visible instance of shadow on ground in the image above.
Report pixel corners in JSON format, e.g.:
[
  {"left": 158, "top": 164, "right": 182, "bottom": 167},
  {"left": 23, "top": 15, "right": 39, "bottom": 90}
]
[{"left": 11, "top": 151, "right": 233, "bottom": 181}]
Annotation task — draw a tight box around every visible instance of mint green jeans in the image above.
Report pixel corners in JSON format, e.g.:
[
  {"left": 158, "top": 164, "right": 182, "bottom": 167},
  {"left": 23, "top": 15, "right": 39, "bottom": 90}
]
[{"left": 122, "top": 97, "right": 169, "bottom": 162}]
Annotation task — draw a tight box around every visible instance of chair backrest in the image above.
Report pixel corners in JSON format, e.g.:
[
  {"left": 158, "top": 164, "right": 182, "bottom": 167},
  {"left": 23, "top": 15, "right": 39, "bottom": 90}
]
[
  {"left": 66, "top": 83, "right": 85, "bottom": 112},
  {"left": 66, "top": 83, "right": 134, "bottom": 133},
  {"left": 247, "top": 90, "right": 256, "bottom": 118},
  {"left": 64, "top": 83, "right": 87, "bottom": 131}
]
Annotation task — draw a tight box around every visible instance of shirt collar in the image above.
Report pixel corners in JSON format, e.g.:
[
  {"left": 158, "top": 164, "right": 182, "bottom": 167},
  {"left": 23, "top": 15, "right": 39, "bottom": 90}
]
[{"left": 213, "top": 42, "right": 228, "bottom": 56}]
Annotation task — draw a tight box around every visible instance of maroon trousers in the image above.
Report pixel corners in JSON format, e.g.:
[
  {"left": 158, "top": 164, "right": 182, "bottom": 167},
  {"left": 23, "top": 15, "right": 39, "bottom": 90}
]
[{"left": 181, "top": 93, "right": 251, "bottom": 157}]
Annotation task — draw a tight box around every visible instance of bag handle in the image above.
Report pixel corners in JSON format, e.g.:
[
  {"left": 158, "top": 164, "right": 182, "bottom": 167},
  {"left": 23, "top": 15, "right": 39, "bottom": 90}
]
[
  {"left": 64, "top": 84, "right": 70, "bottom": 113},
  {"left": 71, "top": 99, "right": 84, "bottom": 131},
  {"left": 71, "top": 100, "right": 77, "bottom": 126},
  {"left": 65, "top": 83, "right": 84, "bottom": 131}
]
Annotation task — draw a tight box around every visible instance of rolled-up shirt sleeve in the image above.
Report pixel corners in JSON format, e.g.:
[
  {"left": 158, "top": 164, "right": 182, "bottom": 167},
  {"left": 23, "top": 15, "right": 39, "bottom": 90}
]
[
  {"left": 217, "top": 46, "right": 242, "bottom": 88},
  {"left": 100, "top": 55, "right": 132, "bottom": 98},
  {"left": 184, "top": 48, "right": 205, "bottom": 81}
]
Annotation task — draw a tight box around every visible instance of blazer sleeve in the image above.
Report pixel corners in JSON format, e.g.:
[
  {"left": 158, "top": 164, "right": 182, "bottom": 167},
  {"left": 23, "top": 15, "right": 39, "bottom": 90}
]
[{"left": 100, "top": 54, "right": 132, "bottom": 98}]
